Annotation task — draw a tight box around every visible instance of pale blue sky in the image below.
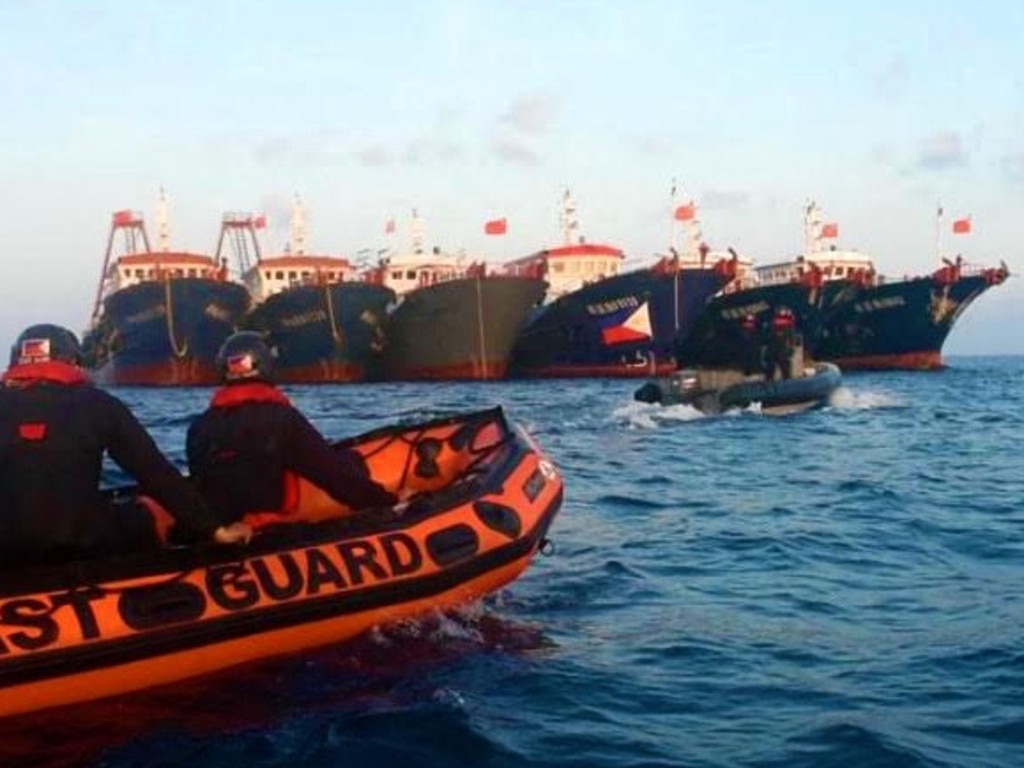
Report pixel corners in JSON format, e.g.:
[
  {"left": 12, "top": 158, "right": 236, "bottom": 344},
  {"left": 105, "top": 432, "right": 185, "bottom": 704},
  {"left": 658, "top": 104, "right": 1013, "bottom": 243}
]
[{"left": 2, "top": 0, "right": 1021, "bottom": 353}]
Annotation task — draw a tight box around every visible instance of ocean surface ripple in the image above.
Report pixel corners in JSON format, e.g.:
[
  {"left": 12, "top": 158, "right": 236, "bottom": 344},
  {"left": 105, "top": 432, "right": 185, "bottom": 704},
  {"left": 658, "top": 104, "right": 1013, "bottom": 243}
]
[{"left": 3, "top": 357, "right": 1023, "bottom": 768}]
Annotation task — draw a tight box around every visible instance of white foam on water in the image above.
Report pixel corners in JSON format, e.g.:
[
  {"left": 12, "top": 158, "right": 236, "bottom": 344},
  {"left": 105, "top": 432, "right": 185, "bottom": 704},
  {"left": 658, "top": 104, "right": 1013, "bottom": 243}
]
[
  {"left": 828, "top": 386, "right": 902, "bottom": 410},
  {"left": 612, "top": 400, "right": 707, "bottom": 429}
]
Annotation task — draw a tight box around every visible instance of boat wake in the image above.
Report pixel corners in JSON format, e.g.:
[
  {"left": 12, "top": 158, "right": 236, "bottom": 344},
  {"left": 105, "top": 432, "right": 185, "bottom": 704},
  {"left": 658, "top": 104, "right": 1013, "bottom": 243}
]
[
  {"left": 828, "top": 386, "right": 903, "bottom": 410},
  {"left": 612, "top": 400, "right": 707, "bottom": 429}
]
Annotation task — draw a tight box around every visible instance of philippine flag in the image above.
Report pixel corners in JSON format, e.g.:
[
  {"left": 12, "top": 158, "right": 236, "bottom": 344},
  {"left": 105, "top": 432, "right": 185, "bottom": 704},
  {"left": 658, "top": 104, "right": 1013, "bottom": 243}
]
[{"left": 600, "top": 302, "right": 653, "bottom": 345}]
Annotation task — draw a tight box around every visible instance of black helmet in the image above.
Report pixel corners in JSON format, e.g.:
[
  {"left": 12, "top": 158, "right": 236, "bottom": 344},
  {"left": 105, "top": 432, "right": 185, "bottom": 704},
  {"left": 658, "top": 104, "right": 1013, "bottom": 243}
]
[
  {"left": 216, "top": 331, "right": 274, "bottom": 383},
  {"left": 9, "top": 324, "right": 82, "bottom": 367}
]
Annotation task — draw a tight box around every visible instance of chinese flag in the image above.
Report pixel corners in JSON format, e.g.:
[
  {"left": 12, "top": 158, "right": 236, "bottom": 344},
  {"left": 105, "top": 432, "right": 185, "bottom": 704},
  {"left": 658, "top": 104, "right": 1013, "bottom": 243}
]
[
  {"left": 820, "top": 222, "right": 839, "bottom": 238},
  {"left": 384, "top": 218, "right": 396, "bottom": 235},
  {"left": 484, "top": 217, "right": 508, "bottom": 235},
  {"left": 952, "top": 217, "right": 971, "bottom": 234},
  {"left": 253, "top": 214, "right": 268, "bottom": 229},
  {"left": 112, "top": 210, "right": 138, "bottom": 226},
  {"left": 674, "top": 202, "right": 696, "bottom": 221}
]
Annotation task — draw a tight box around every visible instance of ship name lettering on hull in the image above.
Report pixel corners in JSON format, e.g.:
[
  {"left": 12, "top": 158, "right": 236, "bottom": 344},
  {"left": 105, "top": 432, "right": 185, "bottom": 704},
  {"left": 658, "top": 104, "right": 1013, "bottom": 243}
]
[
  {"left": 280, "top": 309, "right": 329, "bottom": 328},
  {"left": 125, "top": 306, "right": 167, "bottom": 324},
  {"left": 721, "top": 301, "right": 770, "bottom": 320},
  {"left": 854, "top": 296, "right": 905, "bottom": 314},
  {"left": 586, "top": 296, "right": 640, "bottom": 316},
  {"left": 204, "top": 303, "right": 232, "bottom": 322}
]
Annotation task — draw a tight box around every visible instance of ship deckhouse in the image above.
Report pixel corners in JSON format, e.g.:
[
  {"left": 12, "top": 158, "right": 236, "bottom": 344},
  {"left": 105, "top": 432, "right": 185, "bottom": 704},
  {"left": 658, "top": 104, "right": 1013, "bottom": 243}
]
[
  {"left": 502, "top": 189, "right": 623, "bottom": 300},
  {"left": 745, "top": 202, "right": 877, "bottom": 290},
  {"left": 220, "top": 197, "right": 358, "bottom": 304},
  {"left": 91, "top": 190, "right": 226, "bottom": 325},
  {"left": 367, "top": 209, "right": 484, "bottom": 297}
]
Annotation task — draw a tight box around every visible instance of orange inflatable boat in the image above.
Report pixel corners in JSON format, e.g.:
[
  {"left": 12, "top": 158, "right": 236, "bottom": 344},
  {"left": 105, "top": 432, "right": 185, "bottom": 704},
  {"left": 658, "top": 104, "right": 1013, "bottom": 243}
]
[{"left": 0, "top": 407, "right": 563, "bottom": 719}]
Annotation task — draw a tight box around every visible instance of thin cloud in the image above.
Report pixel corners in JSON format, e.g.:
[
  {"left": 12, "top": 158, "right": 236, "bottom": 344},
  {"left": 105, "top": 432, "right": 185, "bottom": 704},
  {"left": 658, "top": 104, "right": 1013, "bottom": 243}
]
[
  {"left": 253, "top": 136, "right": 292, "bottom": 164},
  {"left": 1000, "top": 152, "right": 1024, "bottom": 182},
  {"left": 490, "top": 137, "right": 542, "bottom": 166},
  {"left": 402, "top": 138, "right": 463, "bottom": 165},
  {"left": 500, "top": 94, "right": 558, "bottom": 135},
  {"left": 873, "top": 56, "right": 909, "bottom": 102},
  {"left": 355, "top": 145, "right": 395, "bottom": 167},
  {"left": 630, "top": 135, "right": 673, "bottom": 156},
  {"left": 917, "top": 133, "right": 967, "bottom": 170},
  {"left": 701, "top": 189, "right": 751, "bottom": 211}
]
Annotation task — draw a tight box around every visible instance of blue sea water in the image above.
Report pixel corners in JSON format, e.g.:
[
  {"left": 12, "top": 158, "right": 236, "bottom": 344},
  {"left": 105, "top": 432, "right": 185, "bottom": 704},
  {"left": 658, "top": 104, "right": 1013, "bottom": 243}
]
[{"left": 2, "top": 356, "right": 1023, "bottom": 768}]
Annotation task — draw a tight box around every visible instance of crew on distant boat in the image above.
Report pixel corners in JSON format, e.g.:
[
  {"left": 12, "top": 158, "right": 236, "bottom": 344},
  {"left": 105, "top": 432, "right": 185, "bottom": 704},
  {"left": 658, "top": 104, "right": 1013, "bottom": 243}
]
[
  {"left": 0, "top": 324, "right": 246, "bottom": 569},
  {"left": 767, "top": 307, "right": 798, "bottom": 380},
  {"left": 186, "top": 332, "right": 399, "bottom": 531}
]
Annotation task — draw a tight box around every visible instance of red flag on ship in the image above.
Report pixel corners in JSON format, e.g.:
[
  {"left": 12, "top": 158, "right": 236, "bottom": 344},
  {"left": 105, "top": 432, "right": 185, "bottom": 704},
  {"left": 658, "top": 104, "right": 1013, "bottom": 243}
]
[
  {"left": 952, "top": 217, "right": 971, "bottom": 234},
  {"left": 384, "top": 218, "right": 396, "bottom": 235},
  {"left": 112, "top": 210, "right": 138, "bottom": 226},
  {"left": 819, "top": 222, "right": 839, "bottom": 239},
  {"left": 484, "top": 217, "right": 508, "bottom": 235},
  {"left": 253, "top": 214, "right": 268, "bottom": 230},
  {"left": 674, "top": 202, "right": 696, "bottom": 221}
]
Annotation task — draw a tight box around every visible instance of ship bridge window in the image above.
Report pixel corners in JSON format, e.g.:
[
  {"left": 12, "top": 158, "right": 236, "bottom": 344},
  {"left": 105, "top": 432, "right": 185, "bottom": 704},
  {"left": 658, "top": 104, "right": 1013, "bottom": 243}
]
[
  {"left": 301, "top": 271, "right": 311, "bottom": 279},
  {"left": 188, "top": 268, "right": 197, "bottom": 277},
  {"left": 551, "top": 262, "right": 564, "bottom": 273},
  {"left": 264, "top": 271, "right": 271, "bottom": 280},
  {"left": 147, "top": 269, "right": 155, "bottom": 278},
  {"left": 391, "top": 271, "right": 402, "bottom": 281},
  {"left": 288, "top": 271, "right": 297, "bottom": 280},
  {"left": 406, "top": 270, "right": 417, "bottom": 280},
  {"left": 275, "top": 271, "right": 284, "bottom": 280}
]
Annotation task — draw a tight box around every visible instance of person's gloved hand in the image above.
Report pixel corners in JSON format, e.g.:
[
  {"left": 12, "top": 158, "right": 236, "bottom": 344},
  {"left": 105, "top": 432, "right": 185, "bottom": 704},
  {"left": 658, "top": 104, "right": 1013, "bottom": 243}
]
[{"left": 214, "top": 522, "right": 254, "bottom": 545}]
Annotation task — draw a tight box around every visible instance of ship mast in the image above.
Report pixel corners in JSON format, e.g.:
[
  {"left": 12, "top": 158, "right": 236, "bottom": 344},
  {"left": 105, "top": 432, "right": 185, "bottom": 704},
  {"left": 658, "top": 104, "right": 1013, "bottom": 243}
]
[
  {"left": 90, "top": 209, "right": 150, "bottom": 326},
  {"left": 685, "top": 204, "right": 703, "bottom": 260},
  {"left": 291, "top": 194, "right": 307, "bottom": 256},
  {"left": 560, "top": 188, "right": 579, "bottom": 246},
  {"left": 804, "top": 200, "right": 822, "bottom": 256},
  {"left": 156, "top": 186, "right": 171, "bottom": 252},
  {"left": 410, "top": 208, "right": 425, "bottom": 255},
  {"left": 214, "top": 212, "right": 262, "bottom": 275},
  {"left": 670, "top": 180, "right": 679, "bottom": 255}
]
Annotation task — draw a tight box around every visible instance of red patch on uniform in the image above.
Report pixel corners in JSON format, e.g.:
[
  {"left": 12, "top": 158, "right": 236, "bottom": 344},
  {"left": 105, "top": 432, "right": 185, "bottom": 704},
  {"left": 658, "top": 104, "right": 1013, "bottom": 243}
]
[
  {"left": 227, "top": 353, "right": 255, "bottom": 377},
  {"left": 18, "top": 423, "right": 47, "bottom": 440},
  {"left": 19, "top": 338, "right": 51, "bottom": 364}
]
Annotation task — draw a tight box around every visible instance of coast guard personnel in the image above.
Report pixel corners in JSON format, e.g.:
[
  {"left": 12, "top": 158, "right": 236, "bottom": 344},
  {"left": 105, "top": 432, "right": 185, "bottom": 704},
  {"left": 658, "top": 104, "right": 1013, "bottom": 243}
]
[
  {"left": 0, "top": 324, "right": 247, "bottom": 569},
  {"left": 186, "top": 332, "right": 398, "bottom": 530}
]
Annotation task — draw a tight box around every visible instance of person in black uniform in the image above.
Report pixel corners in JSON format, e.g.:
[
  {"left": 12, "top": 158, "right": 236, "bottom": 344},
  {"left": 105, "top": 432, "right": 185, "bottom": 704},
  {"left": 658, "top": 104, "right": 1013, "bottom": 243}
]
[
  {"left": 186, "top": 332, "right": 397, "bottom": 530},
  {"left": 0, "top": 324, "right": 246, "bottom": 570}
]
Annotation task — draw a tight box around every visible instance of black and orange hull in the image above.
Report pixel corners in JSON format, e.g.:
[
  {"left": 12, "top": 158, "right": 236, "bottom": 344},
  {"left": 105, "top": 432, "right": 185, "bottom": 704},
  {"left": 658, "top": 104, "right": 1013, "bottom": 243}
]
[{"left": 0, "top": 408, "right": 563, "bottom": 719}]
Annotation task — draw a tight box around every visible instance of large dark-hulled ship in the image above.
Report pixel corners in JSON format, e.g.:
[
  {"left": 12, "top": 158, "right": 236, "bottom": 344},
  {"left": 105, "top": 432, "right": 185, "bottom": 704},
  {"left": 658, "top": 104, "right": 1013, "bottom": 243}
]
[
  {"left": 679, "top": 202, "right": 1010, "bottom": 371},
  {"left": 506, "top": 191, "right": 736, "bottom": 378},
  {"left": 815, "top": 258, "right": 1010, "bottom": 370},
  {"left": 229, "top": 199, "right": 395, "bottom": 383},
  {"left": 82, "top": 194, "right": 250, "bottom": 386},
  {"left": 372, "top": 211, "right": 547, "bottom": 381}
]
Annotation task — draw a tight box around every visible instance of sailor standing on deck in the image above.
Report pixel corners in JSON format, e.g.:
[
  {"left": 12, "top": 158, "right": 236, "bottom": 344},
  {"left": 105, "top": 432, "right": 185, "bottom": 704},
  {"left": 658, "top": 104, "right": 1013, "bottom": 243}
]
[
  {"left": 0, "top": 324, "right": 247, "bottom": 570},
  {"left": 186, "top": 332, "right": 398, "bottom": 531}
]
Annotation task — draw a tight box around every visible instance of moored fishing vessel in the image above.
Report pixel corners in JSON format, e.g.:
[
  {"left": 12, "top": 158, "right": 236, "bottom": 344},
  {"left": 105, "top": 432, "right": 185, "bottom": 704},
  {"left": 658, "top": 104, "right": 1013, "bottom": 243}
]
[
  {"left": 677, "top": 202, "right": 860, "bottom": 369},
  {"left": 233, "top": 199, "right": 394, "bottom": 383},
  {"left": 82, "top": 192, "right": 250, "bottom": 386},
  {"left": 680, "top": 201, "right": 1011, "bottom": 370},
  {"left": 373, "top": 211, "right": 546, "bottom": 381},
  {"left": 0, "top": 407, "right": 563, "bottom": 720},
  {"left": 506, "top": 189, "right": 736, "bottom": 378},
  {"left": 814, "top": 254, "right": 1010, "bottom": 371}
]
